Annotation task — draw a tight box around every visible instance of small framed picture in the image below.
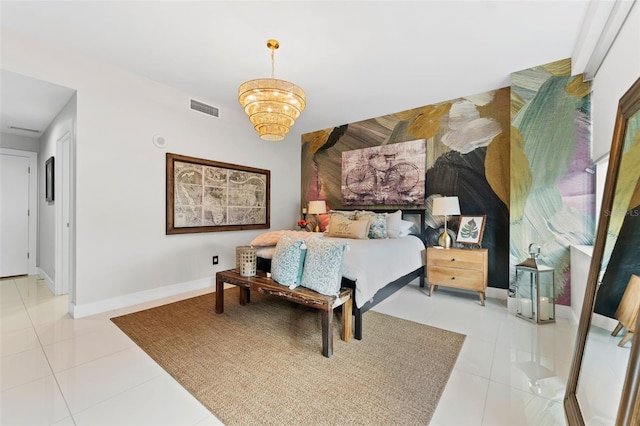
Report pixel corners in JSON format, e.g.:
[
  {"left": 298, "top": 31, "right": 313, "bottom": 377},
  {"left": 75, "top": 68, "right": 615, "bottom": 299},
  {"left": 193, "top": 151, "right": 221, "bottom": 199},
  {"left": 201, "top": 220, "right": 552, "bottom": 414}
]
[
  {"left": 456, "top": 215, "right": 486, "bottom": 246},
  {"left": 45, "top": 156, "right": 55, "bottom": 202}
]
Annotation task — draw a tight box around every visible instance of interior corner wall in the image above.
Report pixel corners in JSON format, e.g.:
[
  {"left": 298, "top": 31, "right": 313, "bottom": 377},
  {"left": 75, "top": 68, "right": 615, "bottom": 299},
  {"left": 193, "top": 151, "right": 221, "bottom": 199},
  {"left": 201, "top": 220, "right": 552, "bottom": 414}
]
[
  {"left": 1, "top": 28, "right": 301, "bottom": 315},
  {"left": 510, "top": 58, "right": 595, "bottom": 307},
  {"left": 301, "top": 87, "right": 511, "bottom": 290},
  {"left": 37, "top": 93, "right": 77, "bottom": 283}
]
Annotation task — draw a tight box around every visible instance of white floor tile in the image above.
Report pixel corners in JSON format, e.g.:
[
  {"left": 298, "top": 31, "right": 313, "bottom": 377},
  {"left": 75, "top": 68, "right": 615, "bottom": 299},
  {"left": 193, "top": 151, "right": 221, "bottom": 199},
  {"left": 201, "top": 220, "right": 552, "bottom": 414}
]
[
  {"left": 0, "top": 325, "right": 40, "bottom": 357},
  {"left": 1, "top": 346, "right": 53, "bottom": 391},
  {"left": 482, "top": 380, "right": 566, "bottom": 426},
  {"left": 56, "top": 346, "right": 166, "bottom": 414},
  {"left": 0, "top": 275, "right": 630, "bottom": 425},
  {"left": 489, "top": 343, "right": 569, "bottom": 403},
  {"left": 34, "top": 314, "right": 112, "bottom": 346},
  {"left": 0, "top": 375, "right": 71, "bottom": 425},
  {"left": 72, "top": 374, "right": 212, "bottom": 426},
  {"left": 455, "top": 335, "right": 496, "bottom": 379},
  {"left": 0, "top": 307, "right": 32, "bottom": 335},
  {"left": 43, "top": 323, "right": 135, "bottom": 372},
  {"left": 430, "top": 369, "right": 489, "bottom": 426}
]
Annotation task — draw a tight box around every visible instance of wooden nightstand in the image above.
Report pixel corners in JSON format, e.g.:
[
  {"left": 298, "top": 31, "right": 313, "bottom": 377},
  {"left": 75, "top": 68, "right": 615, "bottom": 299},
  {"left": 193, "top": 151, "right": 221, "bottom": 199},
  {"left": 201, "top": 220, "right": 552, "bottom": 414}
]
[{"left": 426, "top": 246, "right": 488, "bottom": 306}]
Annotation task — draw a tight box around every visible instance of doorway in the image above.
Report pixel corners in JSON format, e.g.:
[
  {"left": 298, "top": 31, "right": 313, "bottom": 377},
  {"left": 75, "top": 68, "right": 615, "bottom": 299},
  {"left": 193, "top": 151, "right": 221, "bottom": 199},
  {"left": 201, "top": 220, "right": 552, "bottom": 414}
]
[{"left": 0, "top": 149, "right": 38, "bottom": 278}]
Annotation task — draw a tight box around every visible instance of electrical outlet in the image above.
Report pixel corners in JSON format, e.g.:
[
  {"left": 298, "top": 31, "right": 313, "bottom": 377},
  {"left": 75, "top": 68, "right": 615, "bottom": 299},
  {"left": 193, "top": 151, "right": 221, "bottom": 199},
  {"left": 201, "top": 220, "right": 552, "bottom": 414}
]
[{"left": 212, "top": 255, "right": 219, "bottom": 265}]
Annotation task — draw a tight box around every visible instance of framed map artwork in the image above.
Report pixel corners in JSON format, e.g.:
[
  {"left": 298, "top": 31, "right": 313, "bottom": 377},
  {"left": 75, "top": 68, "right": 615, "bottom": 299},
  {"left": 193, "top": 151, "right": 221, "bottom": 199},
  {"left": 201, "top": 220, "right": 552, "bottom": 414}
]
[{"left": 166, "top": 153, "right": 270, "bottom": 234}]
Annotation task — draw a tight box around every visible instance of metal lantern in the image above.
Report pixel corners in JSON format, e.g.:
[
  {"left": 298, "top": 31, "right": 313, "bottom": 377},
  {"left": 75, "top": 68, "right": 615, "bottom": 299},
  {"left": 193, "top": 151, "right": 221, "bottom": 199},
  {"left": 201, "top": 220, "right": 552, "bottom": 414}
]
[
  {"left": 236, "top": 246, "right": 256, "bottom": 277},
  {"left": 515, "top": 243, "right": 555, "bottom": 324}
]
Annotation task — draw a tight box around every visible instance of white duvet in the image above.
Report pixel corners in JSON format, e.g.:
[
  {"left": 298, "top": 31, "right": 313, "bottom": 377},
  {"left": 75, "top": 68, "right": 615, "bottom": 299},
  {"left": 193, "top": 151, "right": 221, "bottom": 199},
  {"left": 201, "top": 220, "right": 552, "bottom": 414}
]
[{"left": 323, "top": 235, "right": 426, "bottom": 308}]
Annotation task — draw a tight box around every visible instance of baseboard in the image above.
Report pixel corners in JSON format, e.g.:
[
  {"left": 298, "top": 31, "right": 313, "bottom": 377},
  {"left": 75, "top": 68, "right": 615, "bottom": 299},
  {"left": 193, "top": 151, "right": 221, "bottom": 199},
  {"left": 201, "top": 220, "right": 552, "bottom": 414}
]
[
  {"left": 37, "top": 267, "right": 55, "bottom": 294},
  {"left": 486, "top": 287, "right": 508, "bottom": 300},
  {"left": 70, "top": 277, "right": 215, "bottom": 319}
]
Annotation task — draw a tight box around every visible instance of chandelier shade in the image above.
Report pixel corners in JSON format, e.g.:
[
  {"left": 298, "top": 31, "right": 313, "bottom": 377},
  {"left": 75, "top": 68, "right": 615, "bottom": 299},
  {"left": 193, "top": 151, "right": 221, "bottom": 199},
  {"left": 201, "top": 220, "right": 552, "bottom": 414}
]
[{"left": 238, "top": 40, "right": 306, "bottom": 141}]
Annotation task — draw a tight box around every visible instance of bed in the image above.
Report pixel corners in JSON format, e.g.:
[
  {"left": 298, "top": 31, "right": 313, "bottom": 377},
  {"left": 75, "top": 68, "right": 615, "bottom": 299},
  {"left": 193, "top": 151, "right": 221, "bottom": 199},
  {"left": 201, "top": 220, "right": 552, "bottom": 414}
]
[{"left": 254, "top": 209, "right": 426, "bottom": 340}]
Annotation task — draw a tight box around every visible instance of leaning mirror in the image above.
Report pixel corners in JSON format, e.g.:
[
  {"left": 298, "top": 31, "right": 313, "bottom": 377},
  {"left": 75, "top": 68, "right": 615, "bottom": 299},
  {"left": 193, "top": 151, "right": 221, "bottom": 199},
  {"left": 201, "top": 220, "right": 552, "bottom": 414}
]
[{"left": 564, "top": 76, "right": 640, "bottom": 425}]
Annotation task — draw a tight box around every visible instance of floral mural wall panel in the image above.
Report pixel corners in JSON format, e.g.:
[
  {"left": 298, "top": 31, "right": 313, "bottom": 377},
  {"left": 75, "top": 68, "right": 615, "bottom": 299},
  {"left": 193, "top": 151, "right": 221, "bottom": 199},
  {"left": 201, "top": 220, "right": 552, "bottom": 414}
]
[
  {"left": 510, "top": 58, "right": 595, "bottom": 305},
  {"left": 301, "top": 87, "right": 511, "bottom": 290}
]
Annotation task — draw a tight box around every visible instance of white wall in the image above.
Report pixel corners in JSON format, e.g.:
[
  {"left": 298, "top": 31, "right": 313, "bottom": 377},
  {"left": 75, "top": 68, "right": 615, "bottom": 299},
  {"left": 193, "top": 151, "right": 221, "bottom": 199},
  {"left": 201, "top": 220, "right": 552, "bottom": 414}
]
[
  {"left": 1, "top": 28, "right": 302, "bottom": 316},
  {"left": 591, "top": 1, "right": 640, "bottom": 161},
  {"left": 0, "top": 133, "right": 39, "bottom": 152},
  {"left": 37, "top": 94, "right": 77, "bottom": 286}
]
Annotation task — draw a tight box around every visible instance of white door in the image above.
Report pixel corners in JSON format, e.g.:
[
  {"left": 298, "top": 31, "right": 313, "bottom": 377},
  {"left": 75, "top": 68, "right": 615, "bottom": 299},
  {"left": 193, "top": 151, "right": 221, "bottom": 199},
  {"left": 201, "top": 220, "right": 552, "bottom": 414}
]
[{"left": 0, "top": 153, "right": 30, "bottom": 277}]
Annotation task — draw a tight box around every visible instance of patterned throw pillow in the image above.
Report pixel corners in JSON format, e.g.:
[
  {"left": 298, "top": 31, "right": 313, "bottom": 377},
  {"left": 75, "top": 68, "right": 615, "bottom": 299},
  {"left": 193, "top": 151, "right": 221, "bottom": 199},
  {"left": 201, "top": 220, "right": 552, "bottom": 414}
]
[
  {"left": 326, "top": 215, "right": 371, "bottom": 239},
  {"left": 355, "top": 210, "right": 388, "bottom": 239},
  {"left": 301, "top": 238, "right": 348, "bottom": 296},
  {"left": 271, "top": 235, "right": 307, "bottom": 289}
]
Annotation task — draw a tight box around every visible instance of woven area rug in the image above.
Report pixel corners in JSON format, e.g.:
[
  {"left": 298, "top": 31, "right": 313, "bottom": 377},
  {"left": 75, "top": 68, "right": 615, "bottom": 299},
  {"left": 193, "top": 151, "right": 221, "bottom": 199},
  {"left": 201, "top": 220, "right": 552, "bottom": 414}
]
[{"left": 111, "top": 287, "right": 465, "bottom": 425}]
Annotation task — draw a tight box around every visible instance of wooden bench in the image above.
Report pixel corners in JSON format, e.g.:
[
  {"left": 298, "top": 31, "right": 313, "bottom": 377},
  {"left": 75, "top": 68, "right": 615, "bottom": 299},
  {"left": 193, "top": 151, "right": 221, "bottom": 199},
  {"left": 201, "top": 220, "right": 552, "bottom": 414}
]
[{"left": 215, "top": 269, "right": 352, "bottom": 357}]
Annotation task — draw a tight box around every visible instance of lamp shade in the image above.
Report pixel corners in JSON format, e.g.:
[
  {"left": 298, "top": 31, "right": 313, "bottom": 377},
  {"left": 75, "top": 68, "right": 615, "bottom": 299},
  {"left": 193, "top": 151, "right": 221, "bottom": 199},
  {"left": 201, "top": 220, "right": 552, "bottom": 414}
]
[
  {"left": 307, "top": 200, "right": 327, "bottom": 215},
  {"left": 432, "top": 196, "right": 460, "bottom": 216}
]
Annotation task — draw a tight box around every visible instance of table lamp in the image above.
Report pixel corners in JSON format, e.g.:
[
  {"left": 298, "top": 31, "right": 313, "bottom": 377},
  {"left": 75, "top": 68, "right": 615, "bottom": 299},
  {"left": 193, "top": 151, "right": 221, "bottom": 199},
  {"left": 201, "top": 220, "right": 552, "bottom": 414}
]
[
  {"left": 432, "top": 196, "right": 460, "bottom": 248},
  {"left": 307, "top": 200, "right": 327, "bottom": 232}
]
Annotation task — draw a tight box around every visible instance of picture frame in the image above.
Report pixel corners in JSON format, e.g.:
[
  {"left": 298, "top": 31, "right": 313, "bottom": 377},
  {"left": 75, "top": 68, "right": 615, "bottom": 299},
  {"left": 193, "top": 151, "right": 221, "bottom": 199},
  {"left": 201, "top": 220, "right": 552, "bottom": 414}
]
[
  {"left": 45, "top": 156, "right": 54, "bottom": 202},
  {"left": 166, "top": 153, "right": 270, "bottom": 234},
  {"left": 456, "top": 215, "right": 486, "bottom": 246}
]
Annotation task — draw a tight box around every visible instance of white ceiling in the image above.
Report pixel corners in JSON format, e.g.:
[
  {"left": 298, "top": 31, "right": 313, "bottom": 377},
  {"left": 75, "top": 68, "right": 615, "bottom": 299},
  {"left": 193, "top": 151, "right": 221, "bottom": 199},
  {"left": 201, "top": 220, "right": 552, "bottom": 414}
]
[{"left": 1, "top": 1, "right": 595, "bottom": 140}]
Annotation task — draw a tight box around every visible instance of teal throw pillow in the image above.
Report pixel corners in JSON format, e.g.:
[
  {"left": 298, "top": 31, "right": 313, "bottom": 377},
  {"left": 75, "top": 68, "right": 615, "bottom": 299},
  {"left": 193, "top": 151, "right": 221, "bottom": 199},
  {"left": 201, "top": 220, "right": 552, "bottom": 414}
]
[
  {"left": 271, "top": 234, "right": 307, "bottom": 289},
  {"left": 301, "top": 238, "right": 348, "bottom": 296}
]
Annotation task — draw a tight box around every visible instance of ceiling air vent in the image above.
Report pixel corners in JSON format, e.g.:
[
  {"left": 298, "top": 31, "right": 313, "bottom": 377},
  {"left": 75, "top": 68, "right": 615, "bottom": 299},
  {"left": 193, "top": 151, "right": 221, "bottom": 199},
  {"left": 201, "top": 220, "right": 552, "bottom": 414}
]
[
  {"left": 190, "top": 99, "right": 219, "bottom": 118},
  {"left": 9, "top": 126, "right": 41, "bottom": 134}
]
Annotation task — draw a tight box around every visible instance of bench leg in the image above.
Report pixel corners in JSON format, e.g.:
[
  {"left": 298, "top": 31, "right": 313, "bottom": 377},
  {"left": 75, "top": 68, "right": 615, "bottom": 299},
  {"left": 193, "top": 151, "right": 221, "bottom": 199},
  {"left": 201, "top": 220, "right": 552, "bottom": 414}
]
[
  {"left": 239, "top": 287, "right": 250, "bottom": 305},
  {"left": 215, "top": 276, "right": 224, "bottom": 313},
  {"left": 341, "top": 297, "right": 352, "bottom": 342},
  {"left": 321, "top": 310, "right": 334, "bottom": 358}
]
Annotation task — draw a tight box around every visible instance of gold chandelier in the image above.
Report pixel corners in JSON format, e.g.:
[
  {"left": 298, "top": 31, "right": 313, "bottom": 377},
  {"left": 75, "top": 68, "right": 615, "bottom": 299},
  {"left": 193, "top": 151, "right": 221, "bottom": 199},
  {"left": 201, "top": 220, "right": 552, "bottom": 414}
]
[{"left": 238, "top": 39, "right": 306, "bottom": 141}]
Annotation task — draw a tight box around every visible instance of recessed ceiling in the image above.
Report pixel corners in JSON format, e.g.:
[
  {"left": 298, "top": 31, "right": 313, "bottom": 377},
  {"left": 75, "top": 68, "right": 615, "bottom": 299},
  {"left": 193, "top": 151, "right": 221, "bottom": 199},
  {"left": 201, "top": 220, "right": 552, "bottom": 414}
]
[
  {"left": 0, "top": 70, "right": 75, "bottom": 139},
  {"left": 1, "top": 1, "right": 592, "bottom": 136}
]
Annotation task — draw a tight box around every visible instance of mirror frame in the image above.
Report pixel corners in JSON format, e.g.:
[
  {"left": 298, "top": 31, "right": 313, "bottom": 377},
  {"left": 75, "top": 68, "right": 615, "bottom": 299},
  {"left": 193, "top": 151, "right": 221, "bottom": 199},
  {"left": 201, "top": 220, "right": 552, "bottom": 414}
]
[{"left": 564, "top": 76, "right": 640, "bottom": 425}]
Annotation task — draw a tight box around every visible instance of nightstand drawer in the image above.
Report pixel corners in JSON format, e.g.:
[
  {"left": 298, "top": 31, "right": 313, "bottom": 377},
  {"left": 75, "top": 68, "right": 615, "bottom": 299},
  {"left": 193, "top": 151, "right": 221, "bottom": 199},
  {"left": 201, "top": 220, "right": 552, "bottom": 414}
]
[
  {"left": 428, "top": 248, "right": 485, "bottom": 270},
  {"left": 427, "top": 266, "right": 485, "bottom": 291}
]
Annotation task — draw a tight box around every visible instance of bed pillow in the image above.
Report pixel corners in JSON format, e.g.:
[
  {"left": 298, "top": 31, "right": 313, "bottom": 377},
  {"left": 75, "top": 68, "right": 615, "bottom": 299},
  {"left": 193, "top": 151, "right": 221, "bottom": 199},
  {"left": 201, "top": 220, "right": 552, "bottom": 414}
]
[
  {"left": 251, "top": 230, "right": 320, "bottom": 247},
  {"left": 355, "top": 210, "right": 388, "bottom": 239},
  {"left": 386, "top": 210, "right": 403, "bottom": 238},
  {"left": 271, "top": 235, "right": 307, "bottom": 289},
  {"left": 398, "top": 219, "right": 415, "bottom": 237},
  {"left": 300, "top": 238, "right": 348, "bottom": 296},
  {"left": 326, "top": 215, "right": 370, "bottom": 239},
  {"left": 328, "top": 210, "right": 356, "bottom": 220}
]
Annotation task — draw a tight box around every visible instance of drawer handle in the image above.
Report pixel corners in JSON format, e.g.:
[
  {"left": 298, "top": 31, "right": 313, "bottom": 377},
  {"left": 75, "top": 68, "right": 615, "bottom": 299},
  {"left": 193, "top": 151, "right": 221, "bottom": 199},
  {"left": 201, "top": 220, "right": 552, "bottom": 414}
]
[
  {"left": 450, "top": 258, "right": 456, "bottom": 261},
  {"left": 451, "top": 276, "right": 456, "bottom": 280}
]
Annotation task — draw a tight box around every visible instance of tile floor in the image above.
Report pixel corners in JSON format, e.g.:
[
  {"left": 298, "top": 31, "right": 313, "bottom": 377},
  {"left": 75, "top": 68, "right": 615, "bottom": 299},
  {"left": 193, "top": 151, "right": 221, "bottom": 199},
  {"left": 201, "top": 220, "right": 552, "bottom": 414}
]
[{"left": 1, "top": 275, "right": 628, "bottom": 425}]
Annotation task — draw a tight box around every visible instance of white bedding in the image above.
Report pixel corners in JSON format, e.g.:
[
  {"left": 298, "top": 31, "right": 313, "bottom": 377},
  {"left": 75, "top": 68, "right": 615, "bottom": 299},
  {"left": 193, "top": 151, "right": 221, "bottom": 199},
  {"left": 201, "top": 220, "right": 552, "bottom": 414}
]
[
  {"left": 256, "top": 234, "right": 426, "bottom": 308},
  {"left": 325, "top": 235, "right": 426, "bottom": 308}
]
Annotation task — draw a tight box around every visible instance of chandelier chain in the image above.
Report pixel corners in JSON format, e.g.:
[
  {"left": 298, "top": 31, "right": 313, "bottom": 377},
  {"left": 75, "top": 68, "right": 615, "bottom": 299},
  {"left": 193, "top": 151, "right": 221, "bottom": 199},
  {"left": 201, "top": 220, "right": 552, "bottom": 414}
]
[{"left": 271, "top": 48, "right": 275, "bottom": 79}]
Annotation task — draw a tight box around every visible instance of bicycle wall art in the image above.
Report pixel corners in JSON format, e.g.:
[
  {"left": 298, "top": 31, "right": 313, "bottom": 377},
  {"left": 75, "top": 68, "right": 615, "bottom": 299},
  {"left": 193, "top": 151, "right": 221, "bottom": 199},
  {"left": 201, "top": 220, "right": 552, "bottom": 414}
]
[{"left": 341, "top": 139, "right": 426, "bottom": 205}]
